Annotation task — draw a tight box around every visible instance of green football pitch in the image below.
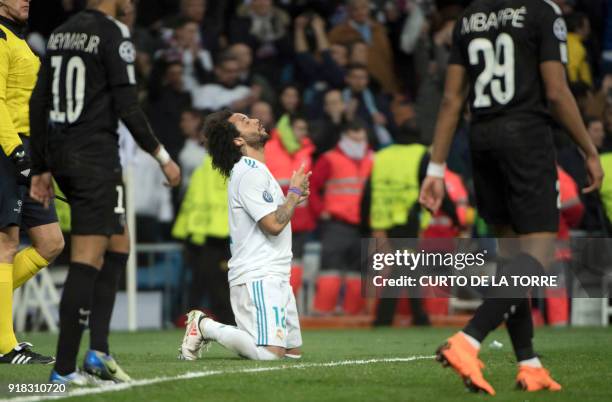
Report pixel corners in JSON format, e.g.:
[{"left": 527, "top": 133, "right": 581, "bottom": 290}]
[{"left": 0, "top": 327, "right": 610, "bottom": 402}]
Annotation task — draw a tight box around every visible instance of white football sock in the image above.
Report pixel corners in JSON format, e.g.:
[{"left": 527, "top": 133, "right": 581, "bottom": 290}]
[
  {"left": 460, "top": 331, "right": 481, "bottom": 350},
  {"left": 201, "top": 318, "right": 280, "bottom": 361},
  {"left": 519, "top": 357, "right": 542, "bottom": 368}
]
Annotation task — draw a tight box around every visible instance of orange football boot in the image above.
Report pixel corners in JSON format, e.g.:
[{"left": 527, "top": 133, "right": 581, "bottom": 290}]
[
  {"left": 516, "top": 366, "right": 562, "bottom": 392},
  {"left": 436, "top": 332, "right": 496, "bottom": 395}
]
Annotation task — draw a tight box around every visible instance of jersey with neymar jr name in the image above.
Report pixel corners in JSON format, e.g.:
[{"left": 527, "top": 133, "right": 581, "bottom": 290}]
[
  {"left": 34, "top": 8, "right": 137, "bottom": 175},
  {"left": 449, "top": 0, "right": 567, "bottom": 125}
]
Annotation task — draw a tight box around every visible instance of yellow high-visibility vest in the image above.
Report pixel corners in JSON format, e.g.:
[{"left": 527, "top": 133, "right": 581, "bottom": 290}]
[
  {"left": 172, "top": 157, "right": 229, "bottom": 245},
  {"left": 599, "top": 152, "right": 612, "bottom": 224},
  {"left": 370, "top": 144, "right": 427, "bottom": 230}
]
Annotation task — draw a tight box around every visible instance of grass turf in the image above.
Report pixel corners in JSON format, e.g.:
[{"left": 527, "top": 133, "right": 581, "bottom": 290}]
[{"left": 0, "top": 327, "right": 610, "bottom": 402}]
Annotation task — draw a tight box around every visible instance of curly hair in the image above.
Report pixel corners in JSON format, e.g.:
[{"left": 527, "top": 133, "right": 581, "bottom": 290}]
[{"left": 203, "top": 109, "right": 242, "bottom": 178}]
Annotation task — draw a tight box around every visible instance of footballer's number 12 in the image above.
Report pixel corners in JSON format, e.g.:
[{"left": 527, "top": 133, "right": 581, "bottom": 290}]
[{"left": 468, "top": 33, "right": 515, "bottom": 108}]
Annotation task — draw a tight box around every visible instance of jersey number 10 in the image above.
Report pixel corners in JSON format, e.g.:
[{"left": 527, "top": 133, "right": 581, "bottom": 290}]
[
  {"left": 468, "top": 33, "right": 515, "bottom": 108},
  {"left": 49, "top": 55, "right": 86, "bottom": 124}
]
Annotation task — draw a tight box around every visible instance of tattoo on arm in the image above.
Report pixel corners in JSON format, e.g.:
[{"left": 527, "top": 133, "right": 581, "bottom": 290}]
[{"left": 274, "top": 195, "right": 299, "bottom": 227}]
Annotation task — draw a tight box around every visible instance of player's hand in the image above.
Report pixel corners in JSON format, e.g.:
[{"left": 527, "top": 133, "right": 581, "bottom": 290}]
[
  {"left": 583, "top": 154, "right": 604, "bottom": 193},
  {"left": 290, "top": 163, "right": 311, "bottom": 191},
  {"left": 30, "top": 173, "right": 54, "bottom": 209},
  {"left": 161, "top": 160, "right": 181, "bottom": 187},
  {"left": 419, "top": 175, "right": 445, "bottom": 213},
  {"left": 9, "top": 145, "right": 32, "bottom": 186}
]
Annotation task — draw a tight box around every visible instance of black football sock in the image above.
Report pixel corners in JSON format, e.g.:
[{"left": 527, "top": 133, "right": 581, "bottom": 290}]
[
  {"left": 54, "top": 263, "right": 99, "bottom": 375},
  {"left": 463, "top": 254, "right": 543, "bottom": 343},
  {"left": 90, "top": 252, "right": 127, "bottom": 355},
  {"left": 506, "top": 298, "right": 536, "bottom": 361}
]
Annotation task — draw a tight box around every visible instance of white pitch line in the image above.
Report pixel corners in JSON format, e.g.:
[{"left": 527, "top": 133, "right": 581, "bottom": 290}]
[{"left": 1, "top": 355, "right": 434, "bottom": 402}]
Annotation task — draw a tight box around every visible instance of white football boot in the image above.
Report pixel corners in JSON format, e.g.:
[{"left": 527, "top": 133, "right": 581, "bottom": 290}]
[{"left": 178, "top": 310, "right": 211, "bottom": 360}]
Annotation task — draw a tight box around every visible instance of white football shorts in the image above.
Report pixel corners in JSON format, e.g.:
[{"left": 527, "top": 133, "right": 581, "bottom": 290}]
[{"left": 230, "top": 276, "right": 302, "bottom": 349}]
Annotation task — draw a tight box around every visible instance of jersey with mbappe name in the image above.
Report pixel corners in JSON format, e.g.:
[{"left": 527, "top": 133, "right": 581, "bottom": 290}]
[
  {"left": 449, "top": 0, "right": 567, "bottom": 124},
  {"left": 227, "top": 156, "right": 292, "bottom": 287}
]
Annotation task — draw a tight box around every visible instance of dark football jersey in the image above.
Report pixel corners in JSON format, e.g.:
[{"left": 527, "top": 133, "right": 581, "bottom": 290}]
[
  {"left": 35, "top": 9, "right": 137, "bottom": 175},
  {"left": 449, "top": 0, "right": 567, "bottom": 125}
]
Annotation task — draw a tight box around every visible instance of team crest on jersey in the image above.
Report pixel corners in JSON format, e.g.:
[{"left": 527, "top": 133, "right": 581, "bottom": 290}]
[
  {"left": 553, "top": 18, "right": 567, "bottom": 41},
  {"left": 263, "top": 191, "right": 273, "bottom": 203},
  {"left": 119, "top": 41, "right": 136, "bottom": 63}
]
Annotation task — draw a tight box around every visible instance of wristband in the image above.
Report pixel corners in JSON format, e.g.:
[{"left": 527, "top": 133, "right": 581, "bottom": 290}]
[
  {"left": 426, "top": 161, "right": 446, "bottom": 178},
  {"left": 288, "top": 187, "right": 303, "bottom": 197},
  {"left": 154, "top": 146, "right": 171, "bottom": 166}
]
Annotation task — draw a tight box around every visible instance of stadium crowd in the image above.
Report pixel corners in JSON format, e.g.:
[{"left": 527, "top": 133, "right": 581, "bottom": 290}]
[{"left": 23, "top": 0, "right": 612, "bottom": 324}]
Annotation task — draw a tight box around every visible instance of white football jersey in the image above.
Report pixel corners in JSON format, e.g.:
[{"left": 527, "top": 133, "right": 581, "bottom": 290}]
[{"left": 227, "top": 156, "right": 292, "bottom": 286}]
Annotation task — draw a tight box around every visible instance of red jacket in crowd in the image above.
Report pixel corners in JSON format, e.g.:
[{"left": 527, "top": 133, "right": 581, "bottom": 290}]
[
  {"left": 309, "top": 146, "right": 374, "bottom": 225},
  {"left": 264, "top": 129, "right": 316, "bottom": 232},
  {"left": 556, "top": 165, "right": 584, "bottom": 260}
]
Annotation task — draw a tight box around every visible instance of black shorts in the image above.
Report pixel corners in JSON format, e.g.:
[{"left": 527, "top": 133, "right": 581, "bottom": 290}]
[
  {"left": 0, "top": 136, "right": 58, "bottom": 230},
  {"left": 54, "top": 175, "right": 126, "bottom": 236},
  {"left": 470, "top": 120, "right": 559, "bottom": 234},
  {"left": 320, "top": 220, "right": 361, "bottom": 272}
]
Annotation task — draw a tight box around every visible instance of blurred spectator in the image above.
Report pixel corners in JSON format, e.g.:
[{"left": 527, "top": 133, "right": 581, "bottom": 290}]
[
  {"left": 228, "top": 42, "right": 276, "bottom": 105},
  {"left": 396, "top": 1, "right": 427, "bottom": 96},
  {"left": 178, "top": 109, "right": 207, "bottom": 192},
  {"left": 173, "top": 157, "right": 234, "bottom": 324},
  {"left": 310, "top": 120, "right": 373, "bottom": 315},
  {"left": 264, "top": 114, "right": 316, "bottom": 296},
  {"left": 131, "top": 148, "right": 174, "bottom": 243},
  {"left": 587, "top": 116, "right": 605, "bottom": 149},
  {"left": 191, "top": 54, "right": 260, "bottom": 112},
  {"left": 294, "top": 13, "right": 346, "bottom": 98},
  {"left": 229, "top": 0, "right": 292, "bottom": 83},
  {"left": 363, "top": 120, "right": 430, "bottom": 325},
  {"left": 158, "top": 17, "right": 214, "bottom": 91},
  {"left": 414, "top": 6, "right": 461, "bottom": 144},
  {"left": 566, "top": 12, "right": 593, "bottom": 87},
  {"left": 162, "top": 0, "right": 221, "bottom": 55},
  {"left": 250, "top": 101, "right": 276, "bottom": 133},
  {"left": 570, "top": 82, "right": 596, "bottom": 117},
  {"left": 328, "top": 0, "right": 398, "bottom": 94},
  {"left": 558, "top": 114, "right": 609, "bottom": 231},
  {"left": 136, "top": 0, "right": 179, "bottom": 30},
  {"left": 277, "top": 84, "right": 303, "bottom": 117},
  {"left": 343, "top": 64, "right": 395, "bottom": 148},
  {"left": 147, "top": 60, "right": 193, "bottom": 162},
  {"left": 309, "top": 89, "right": 348, "bottom": 160}
]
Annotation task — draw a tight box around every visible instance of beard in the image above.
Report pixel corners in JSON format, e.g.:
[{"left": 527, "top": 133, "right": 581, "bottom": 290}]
[{"left": 243, "top": 129, "right": 270, "bottom": 149}]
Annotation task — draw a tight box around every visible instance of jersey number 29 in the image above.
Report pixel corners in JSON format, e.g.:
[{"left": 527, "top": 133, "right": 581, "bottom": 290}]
[
  {"left": 468, "top": 33, "right": 515, "bottom": 108},
  {"left": 49, "top": 55, "right": 86, "bottom": 124}
]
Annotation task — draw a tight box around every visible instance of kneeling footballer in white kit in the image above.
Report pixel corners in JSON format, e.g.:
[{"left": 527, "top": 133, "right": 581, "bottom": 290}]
[{"left": 179, "top": 109, "right": 309, "bottom": 360}]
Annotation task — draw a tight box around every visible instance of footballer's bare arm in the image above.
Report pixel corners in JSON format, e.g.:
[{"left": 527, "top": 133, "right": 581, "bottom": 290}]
[
  {"left": 258, "top": 164, "right": 311, "bottom": 236},
  {"left": 259, "top": 193, "right": 302, "bottom": 236}
]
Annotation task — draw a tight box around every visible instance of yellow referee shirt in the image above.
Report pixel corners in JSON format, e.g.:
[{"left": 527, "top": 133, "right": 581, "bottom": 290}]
[{"left": 0, "top": 15, "right": 39, "bottom": 157}]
